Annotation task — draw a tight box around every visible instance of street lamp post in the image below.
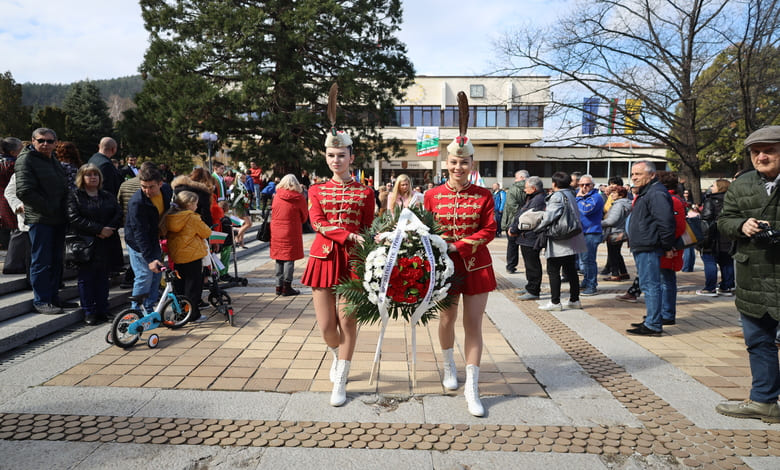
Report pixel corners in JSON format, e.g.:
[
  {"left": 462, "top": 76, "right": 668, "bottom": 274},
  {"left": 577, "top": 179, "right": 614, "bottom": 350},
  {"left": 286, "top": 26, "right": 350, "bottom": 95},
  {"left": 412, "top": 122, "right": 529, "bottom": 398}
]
[{"left": 200, "top": 132, "right": 218, "bottom": 172}]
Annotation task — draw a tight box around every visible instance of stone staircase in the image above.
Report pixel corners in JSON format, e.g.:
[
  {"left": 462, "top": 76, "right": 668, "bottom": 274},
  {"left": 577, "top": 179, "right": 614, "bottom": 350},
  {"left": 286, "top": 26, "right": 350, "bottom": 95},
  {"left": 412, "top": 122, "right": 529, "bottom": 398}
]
[{"left": 0, "top": 225, "right": 265, "bottom": 356}]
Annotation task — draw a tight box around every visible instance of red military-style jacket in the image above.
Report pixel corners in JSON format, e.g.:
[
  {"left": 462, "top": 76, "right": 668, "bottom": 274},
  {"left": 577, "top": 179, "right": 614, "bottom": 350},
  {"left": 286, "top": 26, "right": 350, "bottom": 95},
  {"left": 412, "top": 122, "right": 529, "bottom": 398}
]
[
  {"left": 424, "top": 182, "right": 496, "bottom": 272},
  {"left": 308, "top": 179, "right": 375, "bottom": 259}
]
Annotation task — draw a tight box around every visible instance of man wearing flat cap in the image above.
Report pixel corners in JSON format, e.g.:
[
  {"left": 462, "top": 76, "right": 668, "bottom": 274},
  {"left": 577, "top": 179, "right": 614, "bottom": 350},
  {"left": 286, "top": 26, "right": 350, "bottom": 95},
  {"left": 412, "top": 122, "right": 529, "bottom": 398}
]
[{"left": 715, "top": 125, "right": 780, "bottom": 423}]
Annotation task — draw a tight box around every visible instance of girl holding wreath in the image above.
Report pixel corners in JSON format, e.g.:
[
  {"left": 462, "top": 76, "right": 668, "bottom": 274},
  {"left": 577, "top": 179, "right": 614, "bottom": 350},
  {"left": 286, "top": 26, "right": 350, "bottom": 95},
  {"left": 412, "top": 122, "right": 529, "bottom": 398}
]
[{"left": 301, "top": 84, "right": 375, "bottom": 407}]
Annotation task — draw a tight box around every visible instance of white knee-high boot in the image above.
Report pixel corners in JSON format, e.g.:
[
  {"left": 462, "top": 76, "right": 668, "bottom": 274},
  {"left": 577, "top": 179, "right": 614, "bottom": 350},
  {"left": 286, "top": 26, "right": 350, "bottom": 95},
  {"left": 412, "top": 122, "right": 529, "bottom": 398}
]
[
  {"left": 465, "top": 364, "right": 484, "bottom": 417},
  {"left": 330, "top": 359, "right": 350, "bottom": 407},
  {"left": 328, "top": 346, "right": 339, "bottom": 383},
  {"left": 442, "top": 348, "right": 458, "bottom": 390}
]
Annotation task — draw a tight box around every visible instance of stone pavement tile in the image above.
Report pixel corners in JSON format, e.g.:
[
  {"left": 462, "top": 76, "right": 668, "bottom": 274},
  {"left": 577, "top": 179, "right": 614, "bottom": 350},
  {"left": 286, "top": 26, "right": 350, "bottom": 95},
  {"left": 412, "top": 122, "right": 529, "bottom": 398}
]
[
  {"left": 44, "top": 374, "right": 89, "bottom": 387},
  {"left": 176, "top": 377, "right": 214, "bottom": 390},
  {"left": 110, "top": 375, "right": 152, "bottom": 388},
  {"left": 190, "top": 366, "right": 226, "bottom": 377},
  {"left": 130, "top": 365, "right": 165, "bottom": 376},
  {"left": 144, "top": 376, "right": 183, "bottom": 388},
  {"left": 210, "top": 377, "right": 248, "bottom": 390},
  {"left": 98, "top": 364, "right": 136, "bottom": 376},
  {"left": 78, "top": 375, "right": 121, "bottom": 387},
  {"left": 159, "top": 365, "right": 197, "bottom": 376}
]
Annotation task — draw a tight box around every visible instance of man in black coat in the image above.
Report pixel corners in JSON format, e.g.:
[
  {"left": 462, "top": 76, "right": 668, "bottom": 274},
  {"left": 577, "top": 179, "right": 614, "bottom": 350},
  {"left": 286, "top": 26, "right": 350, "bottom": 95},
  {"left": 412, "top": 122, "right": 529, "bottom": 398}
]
[
  {"left": 88, "top": 137, "right": 123, "bottom": 197},
  {"left": 510, "top": 176, "right": 546, "bottom": 300}
]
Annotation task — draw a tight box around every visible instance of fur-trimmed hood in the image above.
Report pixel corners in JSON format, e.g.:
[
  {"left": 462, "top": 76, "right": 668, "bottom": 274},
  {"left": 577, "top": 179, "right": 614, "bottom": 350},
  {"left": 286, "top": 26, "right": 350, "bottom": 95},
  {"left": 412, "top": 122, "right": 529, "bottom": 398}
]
[{"left": 171, "top": 175, "right": 212, "bottom": 195}]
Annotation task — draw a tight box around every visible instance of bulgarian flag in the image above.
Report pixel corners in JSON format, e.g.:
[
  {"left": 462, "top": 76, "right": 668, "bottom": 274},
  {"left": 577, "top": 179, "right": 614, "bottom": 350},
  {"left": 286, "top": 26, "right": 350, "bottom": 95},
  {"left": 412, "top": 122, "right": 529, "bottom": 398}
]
[
  {"left": 209, "top": 231, "right": 228, "bottom": 244},
  {"left": 229, "top": 215, "right": 244, "bottom": 227}
]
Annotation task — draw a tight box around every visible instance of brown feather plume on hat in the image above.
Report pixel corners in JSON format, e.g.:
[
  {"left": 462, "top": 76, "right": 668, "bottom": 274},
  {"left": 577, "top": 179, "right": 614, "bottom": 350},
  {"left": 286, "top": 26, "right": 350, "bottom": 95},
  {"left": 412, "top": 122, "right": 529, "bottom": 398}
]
[
  {"left": 324, "top": 82, "right": 352, "bottom": 147},
  {"left": 328, "top": 83, "right": 338, "bottom": 134},
  {"left": 447, "top": 91, "right": 474, "bottom": 156}
]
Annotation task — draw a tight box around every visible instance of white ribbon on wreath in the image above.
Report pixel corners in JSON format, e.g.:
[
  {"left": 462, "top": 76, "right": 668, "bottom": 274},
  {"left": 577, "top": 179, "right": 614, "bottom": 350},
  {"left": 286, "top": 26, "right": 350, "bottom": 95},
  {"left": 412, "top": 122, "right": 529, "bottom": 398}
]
[{"left": 370, "top": 208, "right": 439, "bottom": 386}]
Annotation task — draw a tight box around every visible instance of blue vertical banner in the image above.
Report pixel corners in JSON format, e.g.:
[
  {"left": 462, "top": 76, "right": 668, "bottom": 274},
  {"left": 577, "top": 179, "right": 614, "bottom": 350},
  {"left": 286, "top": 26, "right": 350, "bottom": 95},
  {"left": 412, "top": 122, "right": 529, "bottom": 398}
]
[{"left": 582, "top": 97, "right": 600, "bottom": 135}]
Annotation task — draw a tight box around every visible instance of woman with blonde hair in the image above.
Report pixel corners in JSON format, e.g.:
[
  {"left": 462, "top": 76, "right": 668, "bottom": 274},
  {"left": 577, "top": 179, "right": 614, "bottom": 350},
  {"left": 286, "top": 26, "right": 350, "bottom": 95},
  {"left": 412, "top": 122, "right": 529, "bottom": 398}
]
[
  {"left": 270, "top": 174, "right": 308, "bottom": 296},
  {"left": 387, "top": 174, "right": 423, "bottom": 211}
]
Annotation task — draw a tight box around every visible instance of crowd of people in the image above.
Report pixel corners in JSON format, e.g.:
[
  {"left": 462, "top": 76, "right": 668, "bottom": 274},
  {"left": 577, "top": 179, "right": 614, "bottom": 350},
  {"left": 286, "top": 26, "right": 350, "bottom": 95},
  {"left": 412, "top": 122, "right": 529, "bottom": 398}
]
[{"left": 1, "top": 123, "right": 778, "bottom": 422}]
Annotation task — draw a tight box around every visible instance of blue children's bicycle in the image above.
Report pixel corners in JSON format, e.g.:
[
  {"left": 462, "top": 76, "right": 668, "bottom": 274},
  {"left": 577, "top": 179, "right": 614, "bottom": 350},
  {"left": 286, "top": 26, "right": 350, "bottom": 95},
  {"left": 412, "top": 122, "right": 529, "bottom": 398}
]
[{"left": 107, "top": 268, "right": 194, "bottom": 349}]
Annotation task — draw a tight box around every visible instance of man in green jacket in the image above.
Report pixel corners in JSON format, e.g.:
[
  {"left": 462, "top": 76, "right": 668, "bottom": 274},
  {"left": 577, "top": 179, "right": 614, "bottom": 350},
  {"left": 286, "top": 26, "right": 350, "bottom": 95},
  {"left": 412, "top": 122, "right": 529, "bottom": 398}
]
[
  {"left": 15, "top": 128, "right": 69, "bottom": 315},
  {"left": 501, "top": 170, "right": 528, "bottom": 274},
  {"left": 715, "top": 126, "right": 780, "bottom": 423}
]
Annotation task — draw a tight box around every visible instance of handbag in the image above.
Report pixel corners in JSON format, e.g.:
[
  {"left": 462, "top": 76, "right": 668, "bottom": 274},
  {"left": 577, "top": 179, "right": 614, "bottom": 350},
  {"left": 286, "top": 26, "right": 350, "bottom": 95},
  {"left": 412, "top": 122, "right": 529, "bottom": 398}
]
[
  {"left": 676, "top": 217, "right": 703, "bottom": 249},
  {"left": 256, "top": 220, "right": 271, "bottom": 242},
  {"left": 3, "top": 229, "right": 30, "bottom": 274},
  {"left": 65, "top": 234, "right": 96, "bottom": 266},
  {"left": 549, "top": 192, "right": 582, "bottom": 240},
  {"left": 606, "top": 230, "right": 627, "bottom": 245}
]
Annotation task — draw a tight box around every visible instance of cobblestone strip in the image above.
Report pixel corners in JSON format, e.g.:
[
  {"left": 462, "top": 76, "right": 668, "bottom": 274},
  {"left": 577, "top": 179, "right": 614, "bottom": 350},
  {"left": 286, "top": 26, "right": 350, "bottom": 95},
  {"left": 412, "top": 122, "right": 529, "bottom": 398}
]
[
  {"left": 497, "top": 279, "right": 777, "bottom": 468},
  {"left": 1, "top": 411, "right": 775, "bottom": 467}
]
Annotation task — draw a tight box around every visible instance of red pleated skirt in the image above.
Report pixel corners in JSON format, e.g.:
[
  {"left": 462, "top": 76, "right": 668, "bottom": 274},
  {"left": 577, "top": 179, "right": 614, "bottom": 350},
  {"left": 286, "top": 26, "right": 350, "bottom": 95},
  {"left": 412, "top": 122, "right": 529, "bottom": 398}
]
[
  {"left": 301, "top": 247, "right": 353, "bottom": 288},
  {"left": 449, "top": 252, "right": 497, "bottom": 296}
]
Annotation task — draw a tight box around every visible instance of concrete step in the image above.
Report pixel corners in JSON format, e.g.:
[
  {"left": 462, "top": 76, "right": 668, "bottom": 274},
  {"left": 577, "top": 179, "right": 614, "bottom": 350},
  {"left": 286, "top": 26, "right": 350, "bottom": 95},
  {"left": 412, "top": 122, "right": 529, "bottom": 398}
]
[{"left": 0, "top": 225, "right": 267, "bottom": 356}]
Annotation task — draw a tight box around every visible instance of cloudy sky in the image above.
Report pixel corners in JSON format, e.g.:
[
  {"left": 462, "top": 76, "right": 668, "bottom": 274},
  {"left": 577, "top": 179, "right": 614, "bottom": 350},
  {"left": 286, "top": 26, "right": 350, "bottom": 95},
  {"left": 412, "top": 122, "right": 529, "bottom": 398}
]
[{"left": 0, "top": 0, "right": 566, "bottom": 84}]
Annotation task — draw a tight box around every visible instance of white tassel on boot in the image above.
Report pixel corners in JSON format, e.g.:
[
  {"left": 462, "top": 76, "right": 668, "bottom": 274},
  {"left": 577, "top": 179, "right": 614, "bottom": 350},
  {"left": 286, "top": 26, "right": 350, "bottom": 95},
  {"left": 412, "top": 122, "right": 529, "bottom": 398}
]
[
  {"left": 330, "top": 359, "right": 350, "bottom": 407},
  {"left": 328, "top": 346, "right": 339, "bottom": 383},
  {"left": 441, "top": 348, "right": 458, "bottom": 390},
  {"left": 465, "top": 364, "right": 484, "bottom": 417}
]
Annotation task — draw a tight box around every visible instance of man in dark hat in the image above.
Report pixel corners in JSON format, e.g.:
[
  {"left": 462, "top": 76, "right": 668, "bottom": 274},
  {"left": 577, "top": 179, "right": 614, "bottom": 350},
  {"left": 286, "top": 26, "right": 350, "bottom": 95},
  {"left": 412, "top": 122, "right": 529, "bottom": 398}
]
[{"left": 715, "top": 125, "right": 780, "bottom": 423}]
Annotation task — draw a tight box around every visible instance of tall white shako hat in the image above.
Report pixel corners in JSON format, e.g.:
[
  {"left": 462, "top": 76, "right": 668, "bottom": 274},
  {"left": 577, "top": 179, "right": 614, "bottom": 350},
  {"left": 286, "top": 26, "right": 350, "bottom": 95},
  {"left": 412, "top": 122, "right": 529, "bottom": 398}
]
[
  {"left": 324, "top": 83, "right": 353, "bottom": 148},
  {"left": 446, "top": 91, "right": 474, "bottom": 157}
]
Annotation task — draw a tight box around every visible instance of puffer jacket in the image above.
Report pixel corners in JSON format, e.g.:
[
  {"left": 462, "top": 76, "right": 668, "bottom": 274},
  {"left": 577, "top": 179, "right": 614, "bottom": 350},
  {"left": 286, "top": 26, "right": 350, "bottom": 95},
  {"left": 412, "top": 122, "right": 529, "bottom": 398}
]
[
  {"left": 601, "top": 197, "right": 631, "bottom": 238},
  {"left": 501, "top": 180, "right": 526, "bottom": 230},
  {"left": 270, "top": 188, "right": 308, "bottom": 261},
  {"left": 511, "top": 190, "right": 546, "bottom": 248},
  {"left": 535, "top": 188, "right": 586, "bottom": 258},
  {"left": 162, "top": 210, "right": 211, "bottom": 265},
  {"left": 125, "top": 184, "right": 173, "bottom": 264},
  {"left": 14, "top": 144, "right": 68, "bottom": 225},
  {"left": 627, "top": 178, "right": 676, "bottom": 253},
  {"left": 718, "top": 170, "right": 780, "bottom": 320}
]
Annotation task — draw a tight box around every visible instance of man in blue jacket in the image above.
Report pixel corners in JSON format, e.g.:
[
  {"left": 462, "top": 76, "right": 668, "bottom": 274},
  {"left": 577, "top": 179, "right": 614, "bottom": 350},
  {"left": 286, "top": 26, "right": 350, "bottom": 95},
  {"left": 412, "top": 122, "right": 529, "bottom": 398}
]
[
  {"left": 492, "top": 183, "right": 506, "bottom": 238},
  {"left": 576, "top": 174, "right": 604, "bottom": 295},
  {"left": 626, "top": 161, "right": 676, "bottom": 336},
  {"left": 124, "top": 166, "right": 172, "bottom": 311}
]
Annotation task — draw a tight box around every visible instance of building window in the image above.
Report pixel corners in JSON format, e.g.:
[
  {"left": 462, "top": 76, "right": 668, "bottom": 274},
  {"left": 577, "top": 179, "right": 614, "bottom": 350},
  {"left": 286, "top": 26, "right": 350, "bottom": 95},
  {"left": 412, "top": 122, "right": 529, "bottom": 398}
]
[
  {"left": 412, "top": 106, "right": 441, "bottom": 126},
  {"left": 394, "top": 106, "right": 412, "bottom": 127},
  {"left": 508, "top": 106, "right": 544, "bottom": 128},
  {"left": 442, "top": 105, "right": 475, "bottom": 127},
  {"left": 470, "top": 84, "right": 485, "bottom": 98},
  {"left": 474, "top": 106, "right": 505, "bottom": 127},
  {"left": 479, "top": 161, "right": 496, "bottom": 177}
]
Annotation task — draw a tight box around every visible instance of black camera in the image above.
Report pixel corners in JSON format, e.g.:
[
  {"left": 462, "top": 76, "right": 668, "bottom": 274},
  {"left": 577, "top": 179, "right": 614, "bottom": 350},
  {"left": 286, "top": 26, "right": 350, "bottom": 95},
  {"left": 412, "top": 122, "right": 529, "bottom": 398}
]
[{"left": 753, "top": 222, "right": 780, "bottom": 244}]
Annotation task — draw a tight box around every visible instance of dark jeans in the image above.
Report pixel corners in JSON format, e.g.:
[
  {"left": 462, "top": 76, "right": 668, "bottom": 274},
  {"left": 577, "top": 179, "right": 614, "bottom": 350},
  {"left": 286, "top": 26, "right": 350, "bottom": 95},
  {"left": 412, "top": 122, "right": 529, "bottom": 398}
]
[
  {"left": 741, "top": 312, "right": 780, "bottom": 403},
  {"left": 28, "top": 223, "right": 65, "bottom": 304},
  {"left": 174, "top": 259, "right": 203, "bottom": 319},
  {"left": 520, "top": 245, "right": 542, "bottom": 296},
  {"left": 78, "top": 266, "right": 110, "bottom": 318},
  {"left": 701, "top": 251, "right": 735, "bottom": 292},
  {"left": 275, "top": 259, "right": 295, "bottom": 284},
  {"left": 506, "top": 237, "right": 520, "bottom": 272},
  {"left": 606, "top": 241, "right": 628, "bottom": 275},
  {"left": 547, "top": 254, "right": 579, "bottom": 304}
]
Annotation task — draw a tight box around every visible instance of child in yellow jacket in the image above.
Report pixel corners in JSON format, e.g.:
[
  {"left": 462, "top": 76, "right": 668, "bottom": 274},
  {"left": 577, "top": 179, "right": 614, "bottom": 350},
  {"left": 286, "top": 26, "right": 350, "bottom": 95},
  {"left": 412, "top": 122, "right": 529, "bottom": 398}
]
[{"left": 160, "top": 191, "right": 212, "bottom": 323}]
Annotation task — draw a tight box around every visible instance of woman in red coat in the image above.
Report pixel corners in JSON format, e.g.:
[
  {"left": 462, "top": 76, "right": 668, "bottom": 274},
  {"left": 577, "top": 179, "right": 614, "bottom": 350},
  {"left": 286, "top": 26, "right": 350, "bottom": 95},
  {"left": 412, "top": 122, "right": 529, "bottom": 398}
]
[{"left": 270, "top": 174, "right": 308, "bottom": 296}]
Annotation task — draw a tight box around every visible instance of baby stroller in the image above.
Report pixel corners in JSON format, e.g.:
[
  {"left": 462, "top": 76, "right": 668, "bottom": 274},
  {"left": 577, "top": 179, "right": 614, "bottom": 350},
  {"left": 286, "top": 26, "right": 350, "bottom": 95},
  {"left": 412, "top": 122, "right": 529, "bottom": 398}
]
[
  {"left": 203, "top": 249, "right": 236, "bottom": 326},
  {"left": 217, "top": 215, "right": 248, "bottom": 288}
]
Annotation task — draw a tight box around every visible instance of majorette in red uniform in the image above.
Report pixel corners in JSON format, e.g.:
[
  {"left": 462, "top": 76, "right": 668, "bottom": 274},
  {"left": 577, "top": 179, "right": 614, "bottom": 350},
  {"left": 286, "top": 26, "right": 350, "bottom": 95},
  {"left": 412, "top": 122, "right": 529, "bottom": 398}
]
[
  {"left": 424, "top": 181, "right": 497, "bottom": 295},
  {"left": 424, "top": 91, "right": 495, "bottom": 418},
  {"left": 301, "top": 178, "right": 374, "bottom": 287},
  {"left": 301, "top": 83, "right": 375, "bottom": 409}
]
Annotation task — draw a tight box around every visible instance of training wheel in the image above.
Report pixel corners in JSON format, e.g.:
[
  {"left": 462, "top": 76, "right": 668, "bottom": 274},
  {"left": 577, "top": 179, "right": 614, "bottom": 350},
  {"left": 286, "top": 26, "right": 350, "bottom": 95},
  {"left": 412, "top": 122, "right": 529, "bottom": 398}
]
[
  {"left": 147, "top": 334, "right": 159, "bottom": 348},
  {"left": 105, "top": 330, "right": 113, "bottom": 345},
  {"left": 241, "top": 278, "right": 248, "bottom": 286}
]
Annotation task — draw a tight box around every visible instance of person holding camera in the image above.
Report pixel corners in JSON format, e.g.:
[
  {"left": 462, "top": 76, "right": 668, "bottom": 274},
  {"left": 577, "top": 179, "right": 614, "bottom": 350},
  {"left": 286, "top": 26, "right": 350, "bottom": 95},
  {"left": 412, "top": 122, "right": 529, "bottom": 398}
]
[{"left": 715, "top": 126, "right": 780, "bottom": 423}]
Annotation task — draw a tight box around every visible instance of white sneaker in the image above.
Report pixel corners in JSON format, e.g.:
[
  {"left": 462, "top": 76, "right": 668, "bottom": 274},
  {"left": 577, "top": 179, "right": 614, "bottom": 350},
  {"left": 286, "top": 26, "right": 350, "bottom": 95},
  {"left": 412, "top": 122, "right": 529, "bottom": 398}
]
[
  {"left": 563, "top": 300, "right": 581, "bottom": 309},
  {"left": 538, "top": 301, "right": 562, "bottom": 311}
]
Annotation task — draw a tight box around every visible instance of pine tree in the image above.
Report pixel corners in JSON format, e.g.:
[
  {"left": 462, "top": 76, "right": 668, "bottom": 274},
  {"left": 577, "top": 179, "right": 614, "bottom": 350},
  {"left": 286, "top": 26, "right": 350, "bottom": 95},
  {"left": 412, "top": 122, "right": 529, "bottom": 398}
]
[
  {"left": 62, "top": 81, "right": 114, "bottom": 158},
  {"left": 132, "top": 0, "right": 415, "bottom": 173},
  {"left": 0, "top": 71, "right": 32, "bottom": 138}
]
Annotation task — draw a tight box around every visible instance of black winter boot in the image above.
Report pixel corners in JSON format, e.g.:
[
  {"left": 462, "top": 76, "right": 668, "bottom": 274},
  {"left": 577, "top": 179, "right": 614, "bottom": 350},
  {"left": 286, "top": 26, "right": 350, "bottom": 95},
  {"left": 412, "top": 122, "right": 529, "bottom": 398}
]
[{"left": 282, "top": 281, "right": 300, "bottom": 296}]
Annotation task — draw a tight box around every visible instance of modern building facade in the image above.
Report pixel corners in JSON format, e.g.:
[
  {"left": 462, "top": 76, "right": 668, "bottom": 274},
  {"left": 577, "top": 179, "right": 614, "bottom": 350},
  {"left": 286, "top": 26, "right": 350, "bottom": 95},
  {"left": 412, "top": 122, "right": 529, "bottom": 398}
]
[{"left": 372, "top": 76, "right": 667, "bottom": 188}]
